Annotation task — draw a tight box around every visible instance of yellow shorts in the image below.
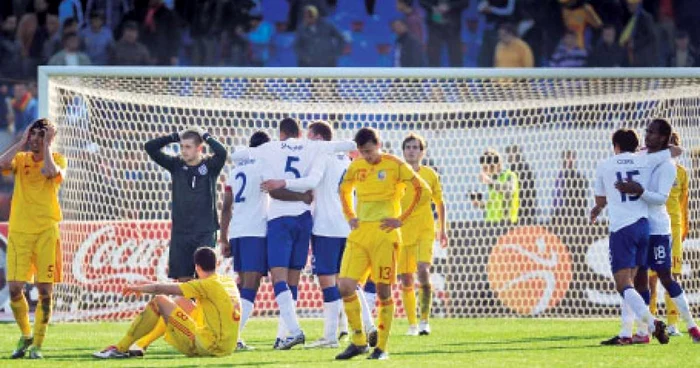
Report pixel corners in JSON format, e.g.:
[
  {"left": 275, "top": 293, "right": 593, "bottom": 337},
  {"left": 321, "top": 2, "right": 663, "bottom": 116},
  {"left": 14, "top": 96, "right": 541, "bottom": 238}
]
[
  {"left": 339, "top": 222, "right": 399, "bottom": 285},
  {"left": 398, "top": 225, "right": 434, "bottom": 274},
  {"left": 165, "top": 306, "right": 200, "bottom": 357},
  {"left": 7, "top": 225, "right": 62, "bottom": 283}
]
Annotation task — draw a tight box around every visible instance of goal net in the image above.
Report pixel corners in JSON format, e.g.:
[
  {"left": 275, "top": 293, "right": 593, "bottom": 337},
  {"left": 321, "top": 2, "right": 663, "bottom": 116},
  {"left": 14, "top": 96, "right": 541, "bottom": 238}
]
[{"left": 38, "top": 67, "right": 700, "bottom": 321}]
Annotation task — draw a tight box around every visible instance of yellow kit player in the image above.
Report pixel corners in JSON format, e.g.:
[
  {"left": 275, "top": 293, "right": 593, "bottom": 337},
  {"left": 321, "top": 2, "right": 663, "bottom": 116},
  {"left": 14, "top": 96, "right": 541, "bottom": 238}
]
[
  {"left": 93, "top": 247, "right": 241, "bottom": 359},
  {"left": 649, "top": 131, "right": 690, "bottom": 336},
  {"left": 335, "top": 127, "right": 429, "bottom": 361},
  {"left": 0, "top": 119, "right": 66, "bottom": 360},
  {"left": 399, "top": 133, "right": 447, "bottom": 336}
]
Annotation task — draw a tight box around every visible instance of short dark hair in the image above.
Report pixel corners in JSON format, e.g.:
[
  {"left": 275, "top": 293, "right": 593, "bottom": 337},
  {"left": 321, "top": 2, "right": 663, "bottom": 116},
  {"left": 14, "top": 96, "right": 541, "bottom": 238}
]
[
  {"left": 279, "top": 117, "right": 301, "bottom": 138},
  {"left": 676, "top": 30, "right": 689, "bottom": 40},
  {"left": 308, "top": 121, "right": 333, "bottom": 141},
  {"left": 90, "top": 10, "right": 104, "bottom": 20},
  {"left": 611, "top": 128, "right": 639, "bottom": 153},
  {"left": 63, "top": 17, "right": 77, "bottom": 29},
  {"left": 29, "top": 118, "right": 54, "bottom": 132},
  {"left": 249, "top": 131, "right": 270, "bottom": 147},
  {"left": 354, "top": 127, "right": 379, "bottom": 147},
  {"left": 193, "top": 247, "right": 216, "bottom": 272},
  {"left": 499, "top": 22, "right": 517, "bottom": 36},
  {"left": 181, "top": 129, "right": 204, "bottom": 145},
  {"left": 402, "top": 133, "right": 425, "bottom": 151},
  {"left": 62, "top": 31, "right": 78, "bottom": 43},
  {"left": 123, "top": 20, "right": 139, "bottom": 31},
  {"left": 398, "top": 0, "right": 414, "bottom": 6},
  {"left": 602, "top": 23, "right": 616, "bottom": 31},
  {"left": 479, "top": 148, "right": 501, "bottom": 165},
  {"left": 651, "top": 118, "right": 672, "bottom": 147}
]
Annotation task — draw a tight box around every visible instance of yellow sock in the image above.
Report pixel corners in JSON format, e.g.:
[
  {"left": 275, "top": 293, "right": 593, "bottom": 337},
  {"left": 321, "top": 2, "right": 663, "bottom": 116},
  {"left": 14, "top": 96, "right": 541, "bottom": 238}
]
[
  {"left": 10, "top": 294, "right": 31, "bottom": 337},
  {"left": 33, "top": 295, "right": 53, "bottom": 348},
  {"left": 116, "top": 300, "right": 161, "bottom": 352},
  {"left": 136, "top": 318, "right": 166, "bottom": 349},
  {"left": 402, "top": 286, "right": 417, "bottom": 326},
  {"left": 377, "top": 298, "right": 394, "bottom": 352},
  {"left": 343, "top": 293, "right": 367, "bottom": 346},
  {"left": 649, "top": 275, "right": 658, "bottom": 315},
  {"left": 419, "top": 284, "right": 432, "bottom": 321},
  {"left": 666, "top": 292, "right": 679, "bottom": 326}
]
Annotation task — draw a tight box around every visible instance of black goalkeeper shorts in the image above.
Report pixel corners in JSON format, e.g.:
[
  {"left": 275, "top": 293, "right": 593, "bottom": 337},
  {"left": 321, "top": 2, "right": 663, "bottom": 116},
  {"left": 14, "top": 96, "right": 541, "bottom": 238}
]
[{"left": 168, "top": 231, "right": 216, "bottom": 279}]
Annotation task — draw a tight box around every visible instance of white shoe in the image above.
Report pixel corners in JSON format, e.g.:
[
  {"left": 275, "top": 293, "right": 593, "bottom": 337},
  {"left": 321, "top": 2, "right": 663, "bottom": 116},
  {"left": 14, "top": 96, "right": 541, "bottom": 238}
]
[
  {"left": 305, "top": 338, "right": 339, "bottom": 349},
  {"left": 668, "top": 325, "right": 683, "bottom": 337},
  {"left": 419, "top": 320, "right": 431, "bottom": 335},
  {"left": 406, "top": 325, "right": 419, "bottom": 336}
]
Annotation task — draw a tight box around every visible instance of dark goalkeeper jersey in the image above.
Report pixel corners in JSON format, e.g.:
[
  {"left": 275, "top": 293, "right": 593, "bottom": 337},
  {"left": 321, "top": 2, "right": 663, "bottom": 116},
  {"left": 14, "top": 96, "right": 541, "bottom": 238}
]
[{"left": 145, "top": 133, "right": 227, "bottom": 234}]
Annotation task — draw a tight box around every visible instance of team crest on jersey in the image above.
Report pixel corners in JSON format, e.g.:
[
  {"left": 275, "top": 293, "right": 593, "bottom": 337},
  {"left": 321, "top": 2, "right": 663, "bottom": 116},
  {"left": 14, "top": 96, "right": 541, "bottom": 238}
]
[
  {"left": 198, "top": 164, "right": 208, "bottom": 175},
  {"left": 377, "top": 170, "right": 386, "bottom": 180}
]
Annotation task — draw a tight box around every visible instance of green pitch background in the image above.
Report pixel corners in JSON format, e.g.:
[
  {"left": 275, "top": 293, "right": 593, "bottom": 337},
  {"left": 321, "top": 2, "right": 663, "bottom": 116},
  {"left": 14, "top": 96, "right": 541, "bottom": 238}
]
[{"left": 2, "top": 318, "right": 699, "bottom": 367}]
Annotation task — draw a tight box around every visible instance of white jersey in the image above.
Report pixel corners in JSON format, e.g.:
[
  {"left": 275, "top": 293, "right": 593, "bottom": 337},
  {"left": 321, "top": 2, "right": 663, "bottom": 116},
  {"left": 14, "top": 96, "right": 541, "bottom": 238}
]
[
  {"left": 225, "top": 158, "right": 268, "bottom": 238},
  {"left": 284, "top": 152, "right": 352, "bottom": 238},
  {"left": 641, "top": 153, "right": 676, "bottom": 235},
  {"left": 594, "top": 150, "right": 672, "bottom": 232},
  {"left": 231, "top": 138, "right": 356, "bottom": 220}
]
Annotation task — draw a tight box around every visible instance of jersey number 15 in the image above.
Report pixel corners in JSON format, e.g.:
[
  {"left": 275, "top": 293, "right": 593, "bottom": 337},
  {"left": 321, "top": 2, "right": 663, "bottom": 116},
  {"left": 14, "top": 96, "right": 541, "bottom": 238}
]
[{"left": 615, "top": 170, "right": 641, "bottom": 202}]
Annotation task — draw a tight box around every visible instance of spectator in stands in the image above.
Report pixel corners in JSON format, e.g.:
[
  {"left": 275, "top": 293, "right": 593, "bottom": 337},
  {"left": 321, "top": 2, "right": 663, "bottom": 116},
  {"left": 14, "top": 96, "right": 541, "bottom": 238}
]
[
  {"left": 620, "top": 0, "right": 659, "bottom": 67},
  {"left": 471, "top": 148, "right": 520, "bottom": 225},
  {"left": 494, "top": 22, "right": 533, "bottom": 68},
  {"left": 588, "top": 24, "right": 625, "bottom": 67},
  {"left": 0, "top": 84, "right": 11, "bottom": 133},
  {"left": 549, "top": 30, "right": 587, "bottom": 67},
  {"left": 82, "top": 11, "right": 113, "bottom": 65},
  {"left": 48, "top": 31, "right": 92, "bottom": 65},
  {"left": 505, "top": 144, "right": 536, "bottom": 224},
  {"left": 668, "top": 30, "right": 698, "bottom": 67},
  {"left": 11, "top": 82, "right": 37, "bottom": 136},
  {"left": 0, "top": 15, "right": 23, "bottom": 79},
  {"left": 41, "top": 12, "right": 60, "bottom": 62},
  {"left": 675, "top": 0, "right": 700, "bottom": 51},
  {"left": 58, "top": 0, "right": 84, "bottom": 28},
  {"left": 294, "top": 5, "right": 345, "bottom": 67},
  {"left": 85, "top": 0, "right": 133, "bottom": 30},
  {"left": 288, "top": 0, "right": 329, "bottom": 32},
  {"left": 17, "top": 0, "right": 51, "bottom": 78},
  {"left": 109, "top": 20, "right": 150, "bottom": 65},
  {"left": 175, "top": 0, "right": 221, "bottom": 66},
  {"left": 421, "top": 0, "right": 469, "bottom": 67},
  {"left": 559, "top": 0, "right": 602, "bottom": 50},
  {"left": 551, "top": 149, "right": 587, "bottom": 226},
  {"left": 397, "top": 0, "right": 423, "bottom": 45},
  {"left": 247, "top": 14, "right": 273, "bottom": 67},
  {"left": 122, "top": 0, "right": 180, "bottom": 65},
  {"left": 477, "top": 0, "right": 518, "bottom": 67},
  {"left": 391, "top": 18, "right": 425, "bottom": 67}
]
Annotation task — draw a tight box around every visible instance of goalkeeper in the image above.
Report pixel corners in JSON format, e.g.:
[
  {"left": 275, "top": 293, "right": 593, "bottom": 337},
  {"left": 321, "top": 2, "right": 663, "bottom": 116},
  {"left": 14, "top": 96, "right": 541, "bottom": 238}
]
[{"left": 144, "top": 127, "right": 227, "bottom": 282}]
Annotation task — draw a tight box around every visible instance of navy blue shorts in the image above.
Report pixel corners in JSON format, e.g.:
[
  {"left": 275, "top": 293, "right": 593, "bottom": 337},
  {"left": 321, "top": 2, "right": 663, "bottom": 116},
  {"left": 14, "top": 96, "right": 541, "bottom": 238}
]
[
  {"left": 267, "top": 211, "right": 312, "bottom": 270},
  {"left": 647, "top": 234, "right": 672, "bottom": 272},
  {"left": 609, "top": 218, "right": 649, "bottom": 274},
  {"left": 311, "top": 236, "right": 347, "bottom": 276},
  {"left": 230, "top": 237, "right": 267, "bottom": 274}
]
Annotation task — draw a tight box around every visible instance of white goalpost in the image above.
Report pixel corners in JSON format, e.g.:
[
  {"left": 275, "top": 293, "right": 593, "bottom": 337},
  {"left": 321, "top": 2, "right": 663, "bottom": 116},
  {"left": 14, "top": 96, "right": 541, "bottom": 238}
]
[{"left": 37, "top": 66, "right": 700, "bottom": 321}]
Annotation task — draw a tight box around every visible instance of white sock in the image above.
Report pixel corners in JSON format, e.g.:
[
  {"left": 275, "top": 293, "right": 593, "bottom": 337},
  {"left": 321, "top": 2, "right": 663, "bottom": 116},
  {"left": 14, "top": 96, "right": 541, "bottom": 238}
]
[
  {"left": 619, "top": 300, "right": 635, "bottom": 338},
  {"left": 364, "top": 290, "right": 377, "bottom": 314},
  {"left": 358, "top": 287, "right": 375, "bottom": 330},
  {"left": 323, "top": 300, "right": 341, "bottom": 342},
  {"left": 623, "top": 288, "right": 656, "bottom": 333},
  {"left": 672, "top": 292, "right": 699, "bottom": 330},
  {"left": 276, "top": 314, "right": 287, "bottom": 339},
  {"left": 276, "top": 290, "right": 301, "bottom": 336},
  {"left": 636, "top": 318, "right": 649, "bottom": 336},
  {"left": 338, "top": 304, "right": 348, "bottom": 334},
  {"left": 240, "top": 298, "right": 254, "bottom": 335}
]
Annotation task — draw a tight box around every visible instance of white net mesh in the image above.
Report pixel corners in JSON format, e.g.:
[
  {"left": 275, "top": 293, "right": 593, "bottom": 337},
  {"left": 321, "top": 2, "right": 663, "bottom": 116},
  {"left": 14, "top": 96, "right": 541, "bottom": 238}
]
[{"left": 43, "top": 69, "right": 700, "bottom": 321}]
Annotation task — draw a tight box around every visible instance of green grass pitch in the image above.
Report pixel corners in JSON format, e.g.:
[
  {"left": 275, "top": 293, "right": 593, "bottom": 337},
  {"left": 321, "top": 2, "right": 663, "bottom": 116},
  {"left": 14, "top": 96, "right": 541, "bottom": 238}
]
[{"left": 2, "top": 318, "right": 699, "bottom": 367}]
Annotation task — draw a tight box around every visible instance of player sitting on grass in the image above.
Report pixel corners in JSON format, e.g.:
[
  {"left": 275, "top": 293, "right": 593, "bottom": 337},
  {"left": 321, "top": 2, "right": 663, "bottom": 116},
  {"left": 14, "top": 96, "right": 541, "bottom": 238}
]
[{"left": 93, "top": 247, "right": 240, "bottom": 359}]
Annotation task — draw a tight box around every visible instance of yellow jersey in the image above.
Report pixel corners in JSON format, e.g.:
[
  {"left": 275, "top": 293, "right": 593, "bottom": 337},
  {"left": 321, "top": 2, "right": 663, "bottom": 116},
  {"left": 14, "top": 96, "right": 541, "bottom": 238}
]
[
  {"left": 3, "top": 151, "right": 66, "bottom": 234},
  {"left": 562, "top": 4, "right": 602, "bottom": 49},
  {"left": 179, "top": 274, "right": 240, "bottom": 357},
  {"left": 666, "top": 163, "right": 689, "bottom": 238},
  {"left": 401, "top": 165, "right": 443, "bottom": 230},
  {"left": 340, "top": 153, "right": 429, "bottom": 222}
]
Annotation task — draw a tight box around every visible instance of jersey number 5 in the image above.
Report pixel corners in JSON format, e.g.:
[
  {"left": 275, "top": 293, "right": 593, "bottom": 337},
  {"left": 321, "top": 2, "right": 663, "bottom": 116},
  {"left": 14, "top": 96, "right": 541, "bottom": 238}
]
[
  {"left": 615, "top": 170, "right": 641, "bottom": 202},
  {"left": 285, "top": 156, "right": 300, "bottom": 178}
]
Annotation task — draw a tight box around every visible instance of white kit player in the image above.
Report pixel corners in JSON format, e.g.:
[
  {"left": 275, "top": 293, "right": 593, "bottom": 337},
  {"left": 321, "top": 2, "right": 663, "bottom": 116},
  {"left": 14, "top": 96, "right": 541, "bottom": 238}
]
[
  {"left": 230, "top": 118, "right": 356, "bottom": 350},
  {"left": 591, "top": 127, "right": 682, "bottom": 346}
]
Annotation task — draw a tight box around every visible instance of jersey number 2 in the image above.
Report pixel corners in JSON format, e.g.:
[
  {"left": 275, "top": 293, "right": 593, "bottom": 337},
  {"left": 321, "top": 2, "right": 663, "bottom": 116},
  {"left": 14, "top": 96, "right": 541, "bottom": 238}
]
[
  {"left": 234, "top": 173, "right": 247, "bottom": 203},
  {"left": 615, "top": 170, "right": 641, "bottom": 202}
]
